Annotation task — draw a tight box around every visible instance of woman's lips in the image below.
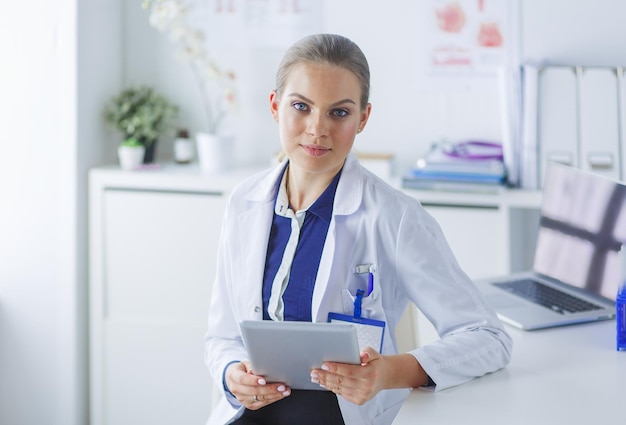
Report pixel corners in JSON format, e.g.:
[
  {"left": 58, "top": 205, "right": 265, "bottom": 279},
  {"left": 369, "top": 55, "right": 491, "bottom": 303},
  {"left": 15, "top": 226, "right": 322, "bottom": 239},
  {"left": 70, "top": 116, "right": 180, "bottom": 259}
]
[{"left": 302, "top": 145, "right": 330, "bottom": 157}]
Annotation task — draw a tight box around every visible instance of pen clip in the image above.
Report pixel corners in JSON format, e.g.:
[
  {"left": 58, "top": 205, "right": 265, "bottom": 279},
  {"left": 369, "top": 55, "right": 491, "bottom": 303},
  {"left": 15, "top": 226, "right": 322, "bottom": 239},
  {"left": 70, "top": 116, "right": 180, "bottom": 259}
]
[
  {"left": 353, "top": 264, "right": 376, "bottom": 274},
  {"left": 354, "top": 264, "right": 376, "bottom": 296}
]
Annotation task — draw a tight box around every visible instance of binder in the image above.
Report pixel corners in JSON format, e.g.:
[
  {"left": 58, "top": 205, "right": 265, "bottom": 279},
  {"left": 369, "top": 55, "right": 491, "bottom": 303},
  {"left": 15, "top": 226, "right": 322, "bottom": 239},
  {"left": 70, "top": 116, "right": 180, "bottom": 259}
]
[
  {"left": 537, "top": 66, "right": 579, "bottom": 187},
  {"left": 498, "top": 66, "right": 521, "bottom": 187},
  {"left": 519, "top": 64, "right": 540, "bottom": 189},
  {"left": 578, "top": 67, "right": 620, "bottom": 181},
  {"left": 619, "top": 68, "right": 626, "bottom": 181},
  {"left": 519, "top": 62, "right": 626, "bottom": 188}
]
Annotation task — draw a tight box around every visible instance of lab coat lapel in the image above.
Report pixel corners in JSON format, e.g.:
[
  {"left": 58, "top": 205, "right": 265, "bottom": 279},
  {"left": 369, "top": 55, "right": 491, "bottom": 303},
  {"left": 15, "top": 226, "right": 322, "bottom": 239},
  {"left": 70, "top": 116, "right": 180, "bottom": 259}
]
[
  {"left": 237, "top": 205, "right": 272, "bottom": 320},
  {"left": 311, "top": 220, "right": 335, "bottom": 321},
  {"left": 236, "top": 164, "right": 285, "bottom": 320},
  {"left": 312, "top": 153, "right": 363, "bottom": 321}
]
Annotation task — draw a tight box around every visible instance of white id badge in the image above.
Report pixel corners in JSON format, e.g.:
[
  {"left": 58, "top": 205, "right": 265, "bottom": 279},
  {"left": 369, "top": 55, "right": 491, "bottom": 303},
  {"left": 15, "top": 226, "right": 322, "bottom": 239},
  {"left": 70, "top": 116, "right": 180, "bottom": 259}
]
[{"left": 328, "top": 312, "right": 385, "bottom": 353}]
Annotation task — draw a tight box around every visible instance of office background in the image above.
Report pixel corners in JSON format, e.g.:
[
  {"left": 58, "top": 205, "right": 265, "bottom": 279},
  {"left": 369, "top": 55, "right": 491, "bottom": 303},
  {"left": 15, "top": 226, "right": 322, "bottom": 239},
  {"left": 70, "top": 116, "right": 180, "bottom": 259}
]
[{"left": 2, "top": 1, "right": 626, "bottom": 425}]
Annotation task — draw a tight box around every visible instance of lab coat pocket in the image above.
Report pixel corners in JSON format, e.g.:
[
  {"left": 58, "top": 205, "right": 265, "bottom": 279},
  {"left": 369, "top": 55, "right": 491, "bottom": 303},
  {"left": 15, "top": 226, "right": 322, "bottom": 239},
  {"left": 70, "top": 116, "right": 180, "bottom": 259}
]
[{"left": 340, "top": 286, "right": 383, "bottom": 321}]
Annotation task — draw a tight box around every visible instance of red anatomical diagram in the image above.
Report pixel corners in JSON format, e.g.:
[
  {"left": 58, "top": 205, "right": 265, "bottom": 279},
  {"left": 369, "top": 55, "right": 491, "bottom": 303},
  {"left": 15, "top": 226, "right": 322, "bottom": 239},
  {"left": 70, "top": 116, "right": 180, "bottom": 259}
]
[
  {"left": 477, "top": 22, "right": 503, "bottom": 47},
  {"left": 435, "top": 2, "right": 466, "bottom": 33}
]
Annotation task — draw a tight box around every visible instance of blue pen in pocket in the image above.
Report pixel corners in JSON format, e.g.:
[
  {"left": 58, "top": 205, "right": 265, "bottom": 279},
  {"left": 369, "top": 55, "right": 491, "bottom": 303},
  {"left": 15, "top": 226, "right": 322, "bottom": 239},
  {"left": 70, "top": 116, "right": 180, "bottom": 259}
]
[{"left": 354, "top": 264, "right": 376, "bottom": 296}]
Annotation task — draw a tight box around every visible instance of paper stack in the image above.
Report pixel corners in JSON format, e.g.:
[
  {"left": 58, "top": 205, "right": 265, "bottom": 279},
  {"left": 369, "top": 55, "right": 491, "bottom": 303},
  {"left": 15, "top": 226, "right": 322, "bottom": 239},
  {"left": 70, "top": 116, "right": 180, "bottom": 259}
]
[{"left": 402, "top": 141, "right": 507, "bottom": 193}]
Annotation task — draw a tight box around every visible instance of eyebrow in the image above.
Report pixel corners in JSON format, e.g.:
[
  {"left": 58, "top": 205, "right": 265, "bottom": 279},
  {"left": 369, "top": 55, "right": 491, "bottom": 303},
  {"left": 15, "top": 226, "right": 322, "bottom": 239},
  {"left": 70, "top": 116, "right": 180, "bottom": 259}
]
[{"left": 286, "top": 93, "right": 357, "bottom": 108}]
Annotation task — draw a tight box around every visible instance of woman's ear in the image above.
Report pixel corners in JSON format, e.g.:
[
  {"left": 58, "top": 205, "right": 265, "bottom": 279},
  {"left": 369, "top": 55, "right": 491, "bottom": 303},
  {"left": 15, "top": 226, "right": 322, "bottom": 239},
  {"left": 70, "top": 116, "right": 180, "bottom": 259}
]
[
  {"left": 358, "top": 103, "right": 372, "bottom": 133},
  {"left": 269, "top": 90, "right": 279, "bottom": 122}
]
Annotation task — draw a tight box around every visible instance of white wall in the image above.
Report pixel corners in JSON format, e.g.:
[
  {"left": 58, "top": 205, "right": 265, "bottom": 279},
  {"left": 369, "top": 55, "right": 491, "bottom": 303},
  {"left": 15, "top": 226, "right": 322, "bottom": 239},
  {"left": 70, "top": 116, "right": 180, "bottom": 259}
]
[
  {"left": 124, "top": 0, "right": 626, "bottom": 174},
  {"left": 521, "top": 0, "right": 626, "bottom": 66},
  {"left": 0, "top": 1, "right": 121, "bottom": 425}
]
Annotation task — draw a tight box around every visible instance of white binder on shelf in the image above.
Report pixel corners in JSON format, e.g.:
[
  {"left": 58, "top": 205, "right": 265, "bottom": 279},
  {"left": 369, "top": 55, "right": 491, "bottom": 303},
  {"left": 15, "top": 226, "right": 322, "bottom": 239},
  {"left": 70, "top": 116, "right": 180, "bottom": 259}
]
[
  {"left": 519, "top": 64, "right": 540, "bottom": 189},
  {"left": 619, "top": 67, "right": 626, "bottom": 181},
  {"left": 498, "top": 66, "right": 522, "bottom": 187},
  {"left": 578, "top": 67, "right": 620, "bottom": 181},
  {"left": 537, "top": 66, "right": 579, "bottom": 187}
]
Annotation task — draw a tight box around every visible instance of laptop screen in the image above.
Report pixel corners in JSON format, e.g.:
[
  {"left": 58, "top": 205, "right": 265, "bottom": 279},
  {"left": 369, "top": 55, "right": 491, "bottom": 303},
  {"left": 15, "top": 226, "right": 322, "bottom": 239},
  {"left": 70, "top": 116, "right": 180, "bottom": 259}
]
[{"left": 533, "top": 163, "right": 626, "bottom": 301}]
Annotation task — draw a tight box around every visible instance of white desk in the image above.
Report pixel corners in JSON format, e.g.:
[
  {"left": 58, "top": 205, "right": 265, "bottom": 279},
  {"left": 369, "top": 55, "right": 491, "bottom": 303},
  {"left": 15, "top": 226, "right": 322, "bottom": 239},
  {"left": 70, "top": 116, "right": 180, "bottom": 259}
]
[{"left": 394, "top": 321, "right": 624, "bottom": 424}]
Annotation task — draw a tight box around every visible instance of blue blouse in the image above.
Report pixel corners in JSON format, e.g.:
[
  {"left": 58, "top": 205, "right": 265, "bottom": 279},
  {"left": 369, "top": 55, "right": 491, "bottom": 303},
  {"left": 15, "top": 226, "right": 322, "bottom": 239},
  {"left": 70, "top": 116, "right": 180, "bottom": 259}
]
[{"left": 262, "top": 167, "right": 342, "bottom": 322}]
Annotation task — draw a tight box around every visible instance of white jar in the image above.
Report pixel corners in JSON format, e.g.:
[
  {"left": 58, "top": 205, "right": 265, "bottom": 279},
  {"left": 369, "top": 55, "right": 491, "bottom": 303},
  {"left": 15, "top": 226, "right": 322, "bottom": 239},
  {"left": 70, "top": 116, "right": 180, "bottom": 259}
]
[{"left": 174, "top": 129, "right": 194, "bottom": 164}]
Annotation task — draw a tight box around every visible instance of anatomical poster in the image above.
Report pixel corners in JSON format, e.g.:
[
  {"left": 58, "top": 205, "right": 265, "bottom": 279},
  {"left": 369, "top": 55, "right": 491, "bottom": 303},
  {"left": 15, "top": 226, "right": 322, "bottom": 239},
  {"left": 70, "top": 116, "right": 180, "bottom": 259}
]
[{"left": 413, "top": 0, "right": 518, "bottom": 84}]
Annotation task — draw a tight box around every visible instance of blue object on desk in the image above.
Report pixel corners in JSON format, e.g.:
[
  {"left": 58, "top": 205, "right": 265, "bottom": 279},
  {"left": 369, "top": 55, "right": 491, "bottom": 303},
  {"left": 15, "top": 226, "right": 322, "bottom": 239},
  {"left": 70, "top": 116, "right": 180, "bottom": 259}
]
[
  {"left": 617, "top": 284, "right": 626, "bottom": 351},
  {"left": 442, "top": 140, "right": 504, "bottom": 161}
]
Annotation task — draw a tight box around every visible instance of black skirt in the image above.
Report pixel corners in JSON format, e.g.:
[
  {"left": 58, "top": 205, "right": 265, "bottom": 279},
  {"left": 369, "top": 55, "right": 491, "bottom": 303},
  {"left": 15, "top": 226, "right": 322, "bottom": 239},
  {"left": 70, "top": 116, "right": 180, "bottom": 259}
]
[{"left": 231, "top": 390, "right": 345, "bottom": 425}]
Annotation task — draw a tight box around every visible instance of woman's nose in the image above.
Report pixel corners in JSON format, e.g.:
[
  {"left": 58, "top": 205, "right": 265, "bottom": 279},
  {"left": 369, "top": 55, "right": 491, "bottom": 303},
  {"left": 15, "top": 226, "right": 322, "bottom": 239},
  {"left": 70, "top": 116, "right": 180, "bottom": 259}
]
[{"left": 306, "top": 112, "right": 328, "bottom": 138}]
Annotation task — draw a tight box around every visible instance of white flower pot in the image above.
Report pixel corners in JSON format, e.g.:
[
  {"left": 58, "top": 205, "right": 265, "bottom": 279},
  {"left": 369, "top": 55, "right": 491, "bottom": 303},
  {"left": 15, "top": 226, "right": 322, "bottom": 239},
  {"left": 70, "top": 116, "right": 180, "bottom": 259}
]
[
  {"left": 196, "top": 132, "right": 233, "bottom": 173},
  {"left": 118, "top": 145, "right": 145, "bottom": 170}
]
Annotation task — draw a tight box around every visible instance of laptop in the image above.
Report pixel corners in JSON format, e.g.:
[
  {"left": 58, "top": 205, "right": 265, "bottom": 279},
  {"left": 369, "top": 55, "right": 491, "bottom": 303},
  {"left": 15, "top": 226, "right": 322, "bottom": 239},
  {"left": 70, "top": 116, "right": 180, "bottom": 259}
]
[{"left": 477, "top": 162, "right": 626, "bottom": 330}]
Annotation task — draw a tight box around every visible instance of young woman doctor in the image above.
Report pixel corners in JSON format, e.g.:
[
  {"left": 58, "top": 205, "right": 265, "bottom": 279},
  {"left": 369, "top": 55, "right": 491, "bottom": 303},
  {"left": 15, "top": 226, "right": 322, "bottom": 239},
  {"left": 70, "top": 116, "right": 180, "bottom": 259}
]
[{"left": 204, "top": 34, "right": 512, "bottom": 425}]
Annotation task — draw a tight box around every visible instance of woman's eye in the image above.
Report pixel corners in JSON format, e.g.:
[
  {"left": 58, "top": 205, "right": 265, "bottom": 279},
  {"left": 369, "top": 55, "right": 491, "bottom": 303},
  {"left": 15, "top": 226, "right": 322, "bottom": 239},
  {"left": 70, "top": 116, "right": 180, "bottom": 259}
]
[
  {"left": 331, "top": 109, "right": 349, "bottom": 118},
  {"left": 292, "top": 102, "right": 308, "bottom": 112}
]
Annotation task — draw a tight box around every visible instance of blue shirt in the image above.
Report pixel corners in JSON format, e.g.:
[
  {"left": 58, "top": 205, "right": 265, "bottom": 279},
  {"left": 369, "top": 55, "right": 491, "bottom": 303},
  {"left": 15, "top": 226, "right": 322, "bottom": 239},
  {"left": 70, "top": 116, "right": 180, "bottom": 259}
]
[{"left": 262, "top": 167, "right": 341, "bottom": 322}]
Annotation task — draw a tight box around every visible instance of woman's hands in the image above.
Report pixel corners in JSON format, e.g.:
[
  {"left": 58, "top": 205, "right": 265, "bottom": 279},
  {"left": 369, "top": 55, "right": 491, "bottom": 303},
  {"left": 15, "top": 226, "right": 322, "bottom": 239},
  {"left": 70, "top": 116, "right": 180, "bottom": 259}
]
[
  {"left": 310, "top": 347, "right": 384, "bottom": 405},
  {"left": 310, "top": 347, "right": 428, "bottom": 405},
  {"left": 226, "top": 350, "right": 427, "bottom": 409},
  {"left": 225, "top": 361, "right": 292, "bottom": 410}
]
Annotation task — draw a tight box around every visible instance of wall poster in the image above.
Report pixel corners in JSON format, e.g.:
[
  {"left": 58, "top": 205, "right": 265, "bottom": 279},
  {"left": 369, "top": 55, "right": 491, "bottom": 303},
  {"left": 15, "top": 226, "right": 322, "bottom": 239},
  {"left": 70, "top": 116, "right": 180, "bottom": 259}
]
[{"left": 413, "top": 0, "right": 519, "bottom": 89}]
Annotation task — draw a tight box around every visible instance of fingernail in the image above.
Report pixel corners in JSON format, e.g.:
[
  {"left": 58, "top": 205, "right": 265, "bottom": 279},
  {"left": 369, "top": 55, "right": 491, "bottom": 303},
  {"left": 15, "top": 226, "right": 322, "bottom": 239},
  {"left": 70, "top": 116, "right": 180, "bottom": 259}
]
[
  {"left": 277, "top": 385, "right": 285, "bottom": 392},
  {"left": 282, "top": 390, "right": 291, "bottom": 396},
  {"left": 258, "top": 378, "right": 266, "bottom": 385},
  {"left": 322, "top": 364, "right": 330, "bottom": 371},
  {"left": 310, "top": 373, "right": 319, "bottom": 384}
]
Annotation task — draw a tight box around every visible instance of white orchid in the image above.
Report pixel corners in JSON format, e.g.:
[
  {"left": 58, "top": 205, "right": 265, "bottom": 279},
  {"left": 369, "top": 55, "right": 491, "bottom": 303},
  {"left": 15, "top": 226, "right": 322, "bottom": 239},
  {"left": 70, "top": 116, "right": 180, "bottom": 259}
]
[
  {"left": 147, "top": 0, "right": 182, "bottom": 31},
  {"left": 142, "top": 0, "right": 237, "bottom": 134}
]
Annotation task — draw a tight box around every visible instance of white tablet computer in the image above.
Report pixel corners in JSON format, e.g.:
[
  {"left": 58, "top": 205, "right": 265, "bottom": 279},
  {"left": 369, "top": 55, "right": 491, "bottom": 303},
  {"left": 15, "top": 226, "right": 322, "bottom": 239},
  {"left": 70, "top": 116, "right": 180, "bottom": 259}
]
[{"left": 240, "top": 320, "right": 361, "bottom": 391}]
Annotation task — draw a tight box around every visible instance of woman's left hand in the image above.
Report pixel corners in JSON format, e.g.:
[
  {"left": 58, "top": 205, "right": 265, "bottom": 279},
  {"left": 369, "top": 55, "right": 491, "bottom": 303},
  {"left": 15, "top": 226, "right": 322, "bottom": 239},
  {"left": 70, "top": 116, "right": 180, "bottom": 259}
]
[{"left": 310, "top": 346, "right": 385, "bottom": 405}]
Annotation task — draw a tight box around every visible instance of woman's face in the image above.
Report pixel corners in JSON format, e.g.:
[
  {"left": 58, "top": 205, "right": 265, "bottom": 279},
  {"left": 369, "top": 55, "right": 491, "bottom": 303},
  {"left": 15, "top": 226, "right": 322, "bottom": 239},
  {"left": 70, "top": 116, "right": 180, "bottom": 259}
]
[{"left": 270, "top": 62, "right": 371, "bottom": 178}]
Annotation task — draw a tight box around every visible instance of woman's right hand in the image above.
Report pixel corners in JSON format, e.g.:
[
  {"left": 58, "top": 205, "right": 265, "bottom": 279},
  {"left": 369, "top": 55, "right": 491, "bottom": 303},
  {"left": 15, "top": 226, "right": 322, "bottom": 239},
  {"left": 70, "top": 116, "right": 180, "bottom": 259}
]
[{"left": 225, "top": 361, "right": 292, "bottom": 410}]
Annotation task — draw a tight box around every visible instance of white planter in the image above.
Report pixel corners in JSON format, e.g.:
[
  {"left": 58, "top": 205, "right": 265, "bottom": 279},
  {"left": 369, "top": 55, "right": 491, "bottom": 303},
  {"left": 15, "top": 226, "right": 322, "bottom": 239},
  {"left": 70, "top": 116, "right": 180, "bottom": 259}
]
[
  {"left": 117, "top": 145, "right": 145, "bottom": 170},
  {"left": 196, "top": 132, "right": 233, "bottom": 173}
]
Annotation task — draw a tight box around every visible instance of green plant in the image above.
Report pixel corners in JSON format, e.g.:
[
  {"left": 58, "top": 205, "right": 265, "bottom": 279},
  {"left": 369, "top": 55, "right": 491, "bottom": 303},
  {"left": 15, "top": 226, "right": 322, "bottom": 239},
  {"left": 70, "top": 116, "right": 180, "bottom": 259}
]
[
  {"left": 120, "top": 137, "right": 143, "bottom": 147},
  {"left": 104, "top": 86, "right": 179, "bottom": 145}
]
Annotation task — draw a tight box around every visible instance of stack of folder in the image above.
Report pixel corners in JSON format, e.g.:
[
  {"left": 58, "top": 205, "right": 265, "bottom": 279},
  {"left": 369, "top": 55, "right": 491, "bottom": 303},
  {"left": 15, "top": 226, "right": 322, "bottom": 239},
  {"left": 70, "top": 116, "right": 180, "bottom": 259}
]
[{"left": 402, "top": 141, "right": 507, "bottom": 193}]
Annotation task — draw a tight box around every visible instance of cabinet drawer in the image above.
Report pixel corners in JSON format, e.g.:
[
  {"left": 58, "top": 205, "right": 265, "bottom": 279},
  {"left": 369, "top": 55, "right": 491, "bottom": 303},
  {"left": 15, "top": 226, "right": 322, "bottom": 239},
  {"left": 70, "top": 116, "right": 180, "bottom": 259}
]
[{"left": 102, "top": 189, "right": 225, "bottom": 321}]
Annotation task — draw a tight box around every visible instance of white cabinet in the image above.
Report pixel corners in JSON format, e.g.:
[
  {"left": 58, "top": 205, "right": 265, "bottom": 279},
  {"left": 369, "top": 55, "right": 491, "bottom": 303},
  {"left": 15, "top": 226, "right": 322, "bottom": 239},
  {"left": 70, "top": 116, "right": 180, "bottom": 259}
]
[
  {"left": 423, "top": 205, "right": 509, "bottom": 280},
  {"left": 89, "top": 165, "right": 257, "bottom": 425},
  {"left": 102, "top": 190, "right": 223, "bottom": 425}
]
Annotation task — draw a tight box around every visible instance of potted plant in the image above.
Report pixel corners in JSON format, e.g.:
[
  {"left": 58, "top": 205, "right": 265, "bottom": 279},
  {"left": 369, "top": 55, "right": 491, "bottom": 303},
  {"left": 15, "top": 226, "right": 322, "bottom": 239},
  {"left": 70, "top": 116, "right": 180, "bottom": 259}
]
[
  {"left": 104, "top": 85, "right": 179, "bottom": 164},
  {"left": 117, "top": 137, "right": 146, "bottom": 170}
]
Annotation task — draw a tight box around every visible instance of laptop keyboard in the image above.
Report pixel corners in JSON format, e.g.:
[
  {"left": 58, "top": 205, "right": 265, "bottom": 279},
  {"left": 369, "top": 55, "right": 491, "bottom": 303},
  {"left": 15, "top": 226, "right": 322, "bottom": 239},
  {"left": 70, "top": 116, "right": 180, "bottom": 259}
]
[{"left": 493, "top": 279, "right": 603, "bottom": 314}]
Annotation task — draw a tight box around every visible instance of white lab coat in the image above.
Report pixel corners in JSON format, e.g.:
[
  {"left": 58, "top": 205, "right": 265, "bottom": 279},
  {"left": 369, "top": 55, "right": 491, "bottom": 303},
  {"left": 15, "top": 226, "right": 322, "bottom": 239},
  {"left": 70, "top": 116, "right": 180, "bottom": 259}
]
[{"left": 204, "top": 153, "right": 512, "bottom": 425}]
